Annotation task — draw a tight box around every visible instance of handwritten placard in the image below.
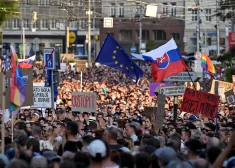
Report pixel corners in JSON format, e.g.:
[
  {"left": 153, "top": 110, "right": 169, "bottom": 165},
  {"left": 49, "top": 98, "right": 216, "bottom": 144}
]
[
  {"left": 181, "top": 88, "right": 220, "bottom": 118},
  {"left": 72, "top": 92, "right": 97, "bottom": 112}
]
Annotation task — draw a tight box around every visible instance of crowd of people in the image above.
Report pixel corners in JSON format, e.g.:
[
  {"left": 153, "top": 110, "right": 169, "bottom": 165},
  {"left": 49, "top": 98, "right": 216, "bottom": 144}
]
[{"left": 0, "top": 60, "right": 234, "bottom": 168}]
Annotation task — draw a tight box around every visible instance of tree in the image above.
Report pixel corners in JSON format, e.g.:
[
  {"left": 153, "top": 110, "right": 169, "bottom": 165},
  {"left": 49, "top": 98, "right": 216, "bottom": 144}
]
[
  {"left": 217, "top": 46, "right": 235, "bottom": 66},
  {"left": 0, "top": 0, "right": 19, "bottom": 26},
  {"left": 146, "top": 40, "right": 157, "bottom": 52},
  {"left": 226, "top": 67, "right": 235, "bottom": 82},
  {"left": 219, "top": 0, "right": 235, "bottom": 23}
]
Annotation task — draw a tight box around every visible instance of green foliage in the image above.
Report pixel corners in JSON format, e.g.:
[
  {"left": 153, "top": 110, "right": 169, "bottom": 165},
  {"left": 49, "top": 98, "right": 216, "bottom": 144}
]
[
  {"left": 0, "top": 1, "right": 19, "bottom": 26},
  {"left": 146, "top": 40, "right": 157, "bottom": 52},
  {"left": 226, "top": 67, "right": 235, "bottom": 82},
  {"left": 217, "top": 47, "right": 235, "bottom": 65}
]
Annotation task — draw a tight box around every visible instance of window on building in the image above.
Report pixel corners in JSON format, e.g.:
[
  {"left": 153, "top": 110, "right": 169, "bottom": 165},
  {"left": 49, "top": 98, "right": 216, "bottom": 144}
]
[
  {"left": 136, "top": 30, "right": 149, "bottom": 41},
  {"left": 41, "top": 19, "right": 47, "bottom": 29},
  {"left": 91, "top": 19, "right": 96, "bottom": 29},
  {"left": 38, "top": 0, "right": 49, "bottom": 6},
  {"left": 51, "top": 19, "right": 56, "bottom": 29},
  {"left": 119, "top": 3, "right": 124, "bottom": 17},
  {"left": 111, "top": 3, "right": 116, "bottom": 17},
  {"left": 163, "top": 3, "right": 168, "bottom": 15},
  {"left": 120, "top": 30, "right": 132, "bottom": 41},
  {"left": 3, "top": 20, "right": 9, "bottom": 29},
  {"left": 25, "top": 0, "right": 30, "bottom": 6},
  {"left": 172, "top": 33, "right": 180, "bottom": 40},
  {"left": 220, "top": 38, "right": 225, "bottom": 45},
  {"left": 69, "top": 21, "right": 77, "bottom": 30},
  {"left": 24, "top": 19, "right": 29, "bottom": 28},
  {"left": 153, "top": 30, "right": 166, "bottom": 40},
  {"left": 13, "top": 19, "right": 19, "bottom": 29},
  {"left": 205, "top": 9, "right": 211, "bottom": 22},
  {"left": 79, "top": 20, "right": 85, "bottom": 30},
  {"left": 171, "top": 2, "right": 176, "bottom": 16},
  {"left": 192, "top": 9, "right": 198, "bottom": 21},
  {"left": 33, "top": 20, "right": 39, "bottom": 29}
]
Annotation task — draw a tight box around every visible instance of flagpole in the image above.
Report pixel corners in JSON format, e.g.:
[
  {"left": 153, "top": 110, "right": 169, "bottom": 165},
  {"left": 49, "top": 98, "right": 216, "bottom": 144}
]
[
  {"left": 1, "top": 72, "right": 5, "bottom": 154},
  {"left": 80, "top": 71, "right": 82, "bottom": 92}
]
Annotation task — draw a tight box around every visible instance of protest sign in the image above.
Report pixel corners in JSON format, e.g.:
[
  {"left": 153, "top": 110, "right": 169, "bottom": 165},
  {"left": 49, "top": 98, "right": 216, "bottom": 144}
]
[
  {"left": 181, "top": 88, "right": 220, "bottom": 118},
  {"left": 156, "top": 94, "right": 165, "bottom": 129},
  {"left": 72, "top": 92, "right": 97, "bottom": 112},
  {"left": 32, "top": 87, "right": 52, "bottom": 108},
  {"left": 210, "top": 80, "right": 232, "bottom": 102},
  {"left": 0, "top": 69, "right": 33, "bottom": 108},
  {"left": 149, "top": 83, "right": 173, "bottom": 96},
  {"left": 224, "top": 89, "right": 235, "bottom": 105}
]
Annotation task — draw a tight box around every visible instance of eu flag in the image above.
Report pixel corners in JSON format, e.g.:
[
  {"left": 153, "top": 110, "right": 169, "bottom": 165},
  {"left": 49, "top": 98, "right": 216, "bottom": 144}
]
[{"left": 96, "top": 34, "right": 143, "bottom": 81}]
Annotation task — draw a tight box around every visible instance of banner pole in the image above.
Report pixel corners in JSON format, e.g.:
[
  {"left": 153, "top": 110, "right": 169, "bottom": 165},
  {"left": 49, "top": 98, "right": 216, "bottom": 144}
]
[
  {"left": 174, "top": 96, "right": 178, "bottom": 123},
  {"left": 1, "top": 72, "right": 5, "bottom": 154},
  {"left": 51, "top": 70, "right": 54, "bottom": 109},
  {"left": 80, "top": 71, "right": 82, "bottom": 92}
]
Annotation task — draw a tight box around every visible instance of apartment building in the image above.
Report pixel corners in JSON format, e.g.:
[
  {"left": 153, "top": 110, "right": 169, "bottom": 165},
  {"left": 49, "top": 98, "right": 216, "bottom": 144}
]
[
  {"left": 2, "top": 0, "right": 100, "bottom": 59},
  {"left": 184, "top": 0, "right": 226, "bottom": 54},
  {"left": 99, "top": 0, "right": 185, "bottom": 53}
]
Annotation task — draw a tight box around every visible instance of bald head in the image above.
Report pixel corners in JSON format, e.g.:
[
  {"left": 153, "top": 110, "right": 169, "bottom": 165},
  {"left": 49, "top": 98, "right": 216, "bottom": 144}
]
[
  {"left": 207, "top": 137, "right": 220, "bottom": 149},
  {"left": 195, "top": 158, "right": 209, "bottom": 168}
]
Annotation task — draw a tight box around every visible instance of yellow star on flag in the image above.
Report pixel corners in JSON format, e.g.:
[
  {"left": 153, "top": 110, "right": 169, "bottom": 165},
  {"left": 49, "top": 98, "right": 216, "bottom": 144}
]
[
  {"left": 126, "top": 67, "right": 129, "bottom": 70},
  {"left": 113, "top": 50, "right": 117, "bottom": 54},
  {"left": 120, "top": 64, "right": 123, "bottom": 68},
  {"left": 131, "top": 66, "right": 134, "bottom": 69},
  {"left": 116, "top": 46, "right": 119, "bottom": 49},
  {"left": 112, "top": 56, "right": 116, "bottom": 59},
  {"left": 115, "top": 61, "right": 118, "bottom": 64}
]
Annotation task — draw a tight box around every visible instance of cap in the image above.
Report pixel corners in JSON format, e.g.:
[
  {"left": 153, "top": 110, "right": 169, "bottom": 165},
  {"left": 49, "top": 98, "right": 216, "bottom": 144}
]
[
  {"left": 42, "top": 151, "right": 61, "bottom": 161},
  {"left": 154, "top": 147, "right": 178, "bottom": 164},
  {"left": 188, "top": 115, "right": 197, "bottom": 121},
  {"left": 223, "top": 156, "right": 235, "bottom": 168},
  {"left": 87, "top": 140, "right": 107, "bottom": 158}
]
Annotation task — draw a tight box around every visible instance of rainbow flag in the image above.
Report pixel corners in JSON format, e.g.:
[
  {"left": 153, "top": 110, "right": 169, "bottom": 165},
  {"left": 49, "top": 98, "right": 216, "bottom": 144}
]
[
  {"left": 10, "top": 45, "right": 26, "bottom": 113},
  {"left": 201, "top": 52, "right": 216, "bottom": 75}
]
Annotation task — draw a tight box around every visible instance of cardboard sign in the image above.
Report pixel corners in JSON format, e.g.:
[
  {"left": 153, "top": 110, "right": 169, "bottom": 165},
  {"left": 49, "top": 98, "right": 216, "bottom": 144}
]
[
  {"left": 156, "top": 94, "right": 165, "bottom": 129},
  {"left": 32, "top": 87, "right": 52, "bottom": 108},
  {"left": 0, "top": 69, "right": 33, "bottom": 109},
  {"left": 181, "top": 88, "right": 220, "bottom": 118},
  {"left": 210, "top": 80, "right": 233, "bottom": 102},
  {"left": 224, "top": 89, "right": 235, "bottom": 105},
  {"left": 72, "top": 92, "right": 97, "bottom": 112}
]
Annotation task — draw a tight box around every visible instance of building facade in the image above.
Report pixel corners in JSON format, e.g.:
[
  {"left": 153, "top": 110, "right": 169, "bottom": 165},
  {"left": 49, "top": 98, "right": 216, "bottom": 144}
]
[
  {"left": 184, "top": 0, "right": 227, "bottom": 55},
  {"left": 2, "top": 0, "right": 100, "bottom": 59},
  {"left": 100, "top": 0, "right": 185, "bottom": 54}
]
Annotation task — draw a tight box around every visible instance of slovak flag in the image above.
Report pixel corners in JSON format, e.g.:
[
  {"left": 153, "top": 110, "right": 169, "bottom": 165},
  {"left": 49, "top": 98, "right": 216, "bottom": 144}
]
[
  {"left": 18, "top": 55, "right": 36, "bottom": 69},
  {"left": 131, "top": 38, "right": 186, "bottom": 82}
]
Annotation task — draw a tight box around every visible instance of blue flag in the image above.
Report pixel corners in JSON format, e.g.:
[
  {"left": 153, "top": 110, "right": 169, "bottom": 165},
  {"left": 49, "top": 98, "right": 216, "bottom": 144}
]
[
  {"left": 95, "top": 34, "right": 143, "bottom": 82},
  {"left": 29, "top": 48, "right": 34, "bottom": 57}
]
